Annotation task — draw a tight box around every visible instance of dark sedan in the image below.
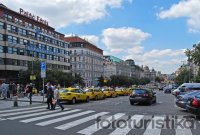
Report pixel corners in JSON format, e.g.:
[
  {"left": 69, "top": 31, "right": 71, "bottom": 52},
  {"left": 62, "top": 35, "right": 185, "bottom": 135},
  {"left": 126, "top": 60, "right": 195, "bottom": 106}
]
[
  {"left": 176, "top": 91, "right": 200, "bottom": 109},
  {"left": 186, "top": 93, "right": 200, "bottom": 115},
  {"left": 129, "top": 88, "right": 156, "bottom": 105}
]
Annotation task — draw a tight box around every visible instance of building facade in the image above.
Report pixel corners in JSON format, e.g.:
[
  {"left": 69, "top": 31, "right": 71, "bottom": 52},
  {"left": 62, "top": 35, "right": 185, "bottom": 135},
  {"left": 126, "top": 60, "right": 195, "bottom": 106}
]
[
  {"left": 64, "top": 36, "right": 103, "bottom": 87},
  {"left": 0, "top": 4, "right": 70, "bottom": 81}
]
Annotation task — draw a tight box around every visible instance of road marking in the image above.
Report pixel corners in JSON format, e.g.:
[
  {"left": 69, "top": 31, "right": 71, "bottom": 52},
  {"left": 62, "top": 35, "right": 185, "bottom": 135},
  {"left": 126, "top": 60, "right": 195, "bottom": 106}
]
[
  {"left": 0, "top": 108, "right": 47, "bottom": 117},
  {"left": 20, "top": 109, "right": 78, "bottom": 123},
  {"left": 0, "top": 118, "right": 7, "bottom": 121},
  {"left": 7, "top": 108, "right": 61, "bottom": 120},
  {"left": 77, "top": 113, "right": 125, "bottom": 135},
  {"left": 36, "top": 110, "right": 95, "bottom": 126},
  {"left": 55, "top": 112, "right": 109, "bottom": 130},
  {"left": 0, "top": 106, "right": 46, "bottom": 113},
  {"left": 109, "top": 115, "right": 144, "bottom": 135},
  {"left": 175, "top": 119, "right": 192, "bottom": 135},
  {"left": 143, "top": 116, "right": 165, "bottom": 135}
]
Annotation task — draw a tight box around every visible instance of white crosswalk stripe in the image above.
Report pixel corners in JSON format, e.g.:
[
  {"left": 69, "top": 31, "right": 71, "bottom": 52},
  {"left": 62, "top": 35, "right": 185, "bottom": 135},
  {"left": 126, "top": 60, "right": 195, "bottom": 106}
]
[
  {"left": 77, "top": 113, "right": 125, "bottom": 135},
  {"left": 0, "top": 106, "right": 195, "bottom": 135},
  {"left": 143, "top": 116, "right": 165, "bottom": 135},
  {"left": 36, "top": 110, "right": 95, "bottom": 126},
  {"left": 108, "top": 115, "right": 144, "bottom": 135},
  {"left": 20, "top": 109, "right": 79, "bottom": 123},
  {"left": 7, "top": 108, "right": 62, "bottom": 120},
  {"left": 176, "top": 119, "right": 193, "bottom": 135},
  {"left": 0, "top": 108, "right": 47, "bottom": 117},
  {"left": 0, "top": 106, "right": 46, "bottom": 113},
  {"left": 55, "top": 112, "right": 109, "bottom": 130}
]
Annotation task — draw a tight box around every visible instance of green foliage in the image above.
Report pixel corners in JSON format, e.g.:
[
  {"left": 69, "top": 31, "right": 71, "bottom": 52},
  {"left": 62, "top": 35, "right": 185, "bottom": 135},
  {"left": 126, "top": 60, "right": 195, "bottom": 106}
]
[
  {"left": 174, "top": 68, "right": 190, "bottom": 85},
  {"left": 98, "top": 75, "right": 150, "bottom": 87}
]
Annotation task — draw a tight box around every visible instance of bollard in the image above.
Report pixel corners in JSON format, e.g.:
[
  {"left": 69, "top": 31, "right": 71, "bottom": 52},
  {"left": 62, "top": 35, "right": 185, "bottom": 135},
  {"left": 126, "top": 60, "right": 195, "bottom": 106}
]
[{"left": 13, "top": 96, "right": 18, "bottom": 107}]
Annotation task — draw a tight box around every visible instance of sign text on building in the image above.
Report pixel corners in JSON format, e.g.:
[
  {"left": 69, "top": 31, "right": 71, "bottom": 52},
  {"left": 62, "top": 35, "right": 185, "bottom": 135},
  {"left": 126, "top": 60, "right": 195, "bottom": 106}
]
[{"left": 19, "top": 8, "right": 48, "bottom": 26}]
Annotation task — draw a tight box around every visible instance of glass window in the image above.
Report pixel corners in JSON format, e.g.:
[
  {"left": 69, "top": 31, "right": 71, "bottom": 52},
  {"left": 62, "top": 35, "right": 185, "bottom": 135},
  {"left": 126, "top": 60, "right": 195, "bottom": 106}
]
[
  {"left": 13, "top": 37, "right": 17, "bottom": 44},
  {"left": 22, "top": 29, "right": 27, "bottom": 36},
  {"left": 7, "top": 24, "right": 11, "bottom": 31},
  {"left": 8, "top": 47, "right": 13, "bottom": 54},
  {"left": 0, "top": 58, "right": 4, "bottom": 65},
  {"left": 8, "top": 15, "right": 13, "bottom": 21},
  {"left": 19, "top": 49, "right": 24, "bottom": 55},
  {"left": 0, "top": 22, "right": 4, "bottom": 29},
  {"left": 0, "top": 46, "right": 3, "bottom": 53},
  {"left": 13, "top": 48, "right": 17, "bottom": 54},
  {"left": 18, "top": 28, "right": 23, "bottom": 35},
  {"left": 0, "top": 34, "right": 3, "bottom": 41},
  {"left": 8, "top": 35, "right": 12, "bottom": 43}
]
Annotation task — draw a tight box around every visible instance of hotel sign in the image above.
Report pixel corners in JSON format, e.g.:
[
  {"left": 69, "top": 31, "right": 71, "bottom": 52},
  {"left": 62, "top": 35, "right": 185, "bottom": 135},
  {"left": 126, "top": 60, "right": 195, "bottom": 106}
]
[{"left": 19, "top": 8, "right": 48, "bottom": 26}]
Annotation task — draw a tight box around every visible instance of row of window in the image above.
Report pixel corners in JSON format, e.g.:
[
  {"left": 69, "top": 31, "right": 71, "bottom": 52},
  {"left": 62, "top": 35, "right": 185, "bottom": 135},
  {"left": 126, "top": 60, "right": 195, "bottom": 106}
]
[
  {"left": 0, "top": 58, "right": 70, "bottom": 70},
  {"left": 3, "top": 13, "right": 61, "bottom": 39},
  {"left": 71, "top": 50, "right": 103, "bottom": 58},
  {"left": 0, "top": 21, "right": 68, "bottom": 48},
  {"left": 0, "top": 46, "right": 70, "bottom": 62},
  {"left": 0, "top": 34, "right": 69, "bottom": 55}
]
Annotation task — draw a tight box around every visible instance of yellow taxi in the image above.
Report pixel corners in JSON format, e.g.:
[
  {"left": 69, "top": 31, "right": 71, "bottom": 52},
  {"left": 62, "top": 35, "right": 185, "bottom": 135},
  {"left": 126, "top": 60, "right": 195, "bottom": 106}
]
[
  {"left": 84, "top": 88, "right": 105, "bottom": 100},
  {"left": 102, "top": 87, "right": 117, "bottom": 98},
  {"left": 115, "top": 87, "right": 128, "bottom": 96},
  {"left": 32, "top": 88, "right": 38, "bottom": 94},
  {"left": 127, "top": 88, "right": 134, "bottom": 95},
  {"left": 59, "top": 88, "right": 90, "bottom": 104}
]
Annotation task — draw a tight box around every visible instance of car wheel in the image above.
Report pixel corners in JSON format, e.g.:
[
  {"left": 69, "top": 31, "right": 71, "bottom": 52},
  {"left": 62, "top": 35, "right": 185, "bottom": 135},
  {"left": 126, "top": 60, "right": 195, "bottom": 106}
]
[
  {"left": 86, "top": 97, "right": 90, "bottom": 102},
  {"left": 72, "top": 98, "right": 76, "bottom": 104},
  {"left": 130, "top": 101, "right": 134, "bottom": 105}
]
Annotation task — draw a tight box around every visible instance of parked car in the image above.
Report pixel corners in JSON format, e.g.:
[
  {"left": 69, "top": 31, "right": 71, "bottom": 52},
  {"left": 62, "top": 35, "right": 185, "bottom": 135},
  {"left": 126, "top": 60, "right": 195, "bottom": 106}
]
[
  {"left": 176, "top": 91, "right": 200, "bottom": 109},
  {"left": 102, "top": 87, "right": 117, "bottom": 98},
  {"left": 115, "top": 87, "right": 128, "bottom": 96},
  {"left": 172, "top": 83, "right": 200, "bottom": 96},
  {"left": 174, "top": 86, "right": 200, "bottom": 97},
  {"left": 164, "top": 88, "right": 172, "bottom": 93},
  {"left": 129, "top": 88, "right": 156, "bottom": 105},
  {"left": 59, "top": 88, "right": 90, "bottom": 104},
  {"left": 186, "top": 93, "right": 200, "bottom": 115},
  {"left": 84, "top": 88, "right": 105, "bottom": 100}
]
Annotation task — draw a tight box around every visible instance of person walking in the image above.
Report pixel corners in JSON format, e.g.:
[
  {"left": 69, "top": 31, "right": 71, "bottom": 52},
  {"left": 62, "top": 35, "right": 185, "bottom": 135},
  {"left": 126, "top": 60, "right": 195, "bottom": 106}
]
[
  {"left": 53, "top": 86, "right": 64, "bottom": 111},
  {"left": 46, "top": 82, "right": 54, "bottom": 110}
]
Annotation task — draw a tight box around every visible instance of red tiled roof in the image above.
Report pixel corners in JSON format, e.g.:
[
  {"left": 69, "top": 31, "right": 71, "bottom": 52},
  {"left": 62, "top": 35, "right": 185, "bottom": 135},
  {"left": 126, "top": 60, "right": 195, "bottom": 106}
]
[{"left": 64, "top": 36, "right": 89, "bottom": 43}]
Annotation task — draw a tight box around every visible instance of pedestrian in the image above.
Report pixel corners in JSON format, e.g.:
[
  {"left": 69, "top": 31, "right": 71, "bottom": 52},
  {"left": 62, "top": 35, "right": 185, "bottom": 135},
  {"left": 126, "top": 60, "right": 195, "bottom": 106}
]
[
  {"left": 53, "top": 86, "right": 64, "bottom": 111},
  {"left": 46, "top": 82, "right": 54, "bottom": 110},
  {"left": 1, "top": 82, "right": 9, "bottom": 99},
  {"left": 27, "top": 83, "right": 33, "bottom": 104}
]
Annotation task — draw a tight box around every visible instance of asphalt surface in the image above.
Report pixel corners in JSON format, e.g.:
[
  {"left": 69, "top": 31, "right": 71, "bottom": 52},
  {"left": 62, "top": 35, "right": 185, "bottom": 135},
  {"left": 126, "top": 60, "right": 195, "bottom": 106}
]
[{"left": 0, "top": 91, "right": 200, "bottom": 135}]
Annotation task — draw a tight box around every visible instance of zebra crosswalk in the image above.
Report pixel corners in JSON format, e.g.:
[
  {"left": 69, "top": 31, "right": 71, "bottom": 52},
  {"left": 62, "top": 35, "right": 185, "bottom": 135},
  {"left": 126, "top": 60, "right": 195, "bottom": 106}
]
[{"left": 0, "top": 106, "right": 197, "bottom": 135}]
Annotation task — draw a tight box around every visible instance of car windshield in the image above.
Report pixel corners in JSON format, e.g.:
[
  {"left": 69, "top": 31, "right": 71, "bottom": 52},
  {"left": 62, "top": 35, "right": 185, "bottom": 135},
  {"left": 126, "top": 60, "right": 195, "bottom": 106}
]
[
  {"left": 59, "top": 89, "right": 69, "bottom": 93},
  {"left": 84, "top": 89, "right": 92, "bottom": 92},
  {"left": 186, "top": 91, "right": 200, "bottom": 96},
  {"left": 133, "top": 89, "right": 146, "bottom": 94}
]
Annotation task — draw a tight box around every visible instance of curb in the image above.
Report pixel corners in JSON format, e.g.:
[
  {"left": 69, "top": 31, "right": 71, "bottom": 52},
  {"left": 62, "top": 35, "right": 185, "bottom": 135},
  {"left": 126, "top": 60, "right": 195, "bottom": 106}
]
[{"left": 0, "top": 98, "right": 46, "bottom": 103}]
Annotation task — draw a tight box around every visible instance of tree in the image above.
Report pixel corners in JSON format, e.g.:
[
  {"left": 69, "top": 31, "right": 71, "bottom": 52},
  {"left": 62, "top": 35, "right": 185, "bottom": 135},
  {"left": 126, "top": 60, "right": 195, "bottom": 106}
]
[{"left": 174, "top": 68, "right": 190, "bottom": 85}]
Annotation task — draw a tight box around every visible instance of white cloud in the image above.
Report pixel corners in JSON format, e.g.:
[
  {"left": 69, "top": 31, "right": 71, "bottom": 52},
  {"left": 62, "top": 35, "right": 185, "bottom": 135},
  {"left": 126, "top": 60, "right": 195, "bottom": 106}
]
[
  {"left": 1, "top": 0, "right": 131, "bottom": 28},
  {"left": 157, "top": 0, "right": 200, "bottom": 32},
  {"left": 123, "top": 49, "right": 186, "bottom": 74},
  {"left": 102, "top": 27, "right": 151, "bottom": 53},
  {"left": 79, "top": 35, "right": 99, "bottom": 46}
]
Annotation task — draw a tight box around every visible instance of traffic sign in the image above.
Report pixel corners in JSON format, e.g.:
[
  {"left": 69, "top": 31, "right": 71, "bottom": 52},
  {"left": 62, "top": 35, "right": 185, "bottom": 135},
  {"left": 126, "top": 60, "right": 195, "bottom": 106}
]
[{"left": 41, "top": 62, "right": 46, "bottom": 78}]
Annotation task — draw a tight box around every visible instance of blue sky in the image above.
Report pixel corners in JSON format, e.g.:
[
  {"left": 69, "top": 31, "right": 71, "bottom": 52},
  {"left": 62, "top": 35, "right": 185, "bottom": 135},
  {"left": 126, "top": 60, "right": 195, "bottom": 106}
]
[{"left": 2, "top": 0, "right": 200, "bottom": 74}]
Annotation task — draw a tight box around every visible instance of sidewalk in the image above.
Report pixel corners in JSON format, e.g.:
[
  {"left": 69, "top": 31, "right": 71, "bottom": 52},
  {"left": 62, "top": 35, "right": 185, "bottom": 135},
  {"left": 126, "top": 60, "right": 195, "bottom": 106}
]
[
  {"left": 0, "top": 95, "right": 47, "bottom": 103},
  {"left": 0, "top": 95, "right": 47, "bottom": 110}
]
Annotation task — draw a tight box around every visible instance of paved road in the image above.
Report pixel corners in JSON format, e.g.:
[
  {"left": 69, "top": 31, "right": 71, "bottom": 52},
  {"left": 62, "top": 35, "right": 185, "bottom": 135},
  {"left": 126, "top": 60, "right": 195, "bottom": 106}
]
[{"left": 0, "top": 91, "right": 200, "bottom": 135}]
